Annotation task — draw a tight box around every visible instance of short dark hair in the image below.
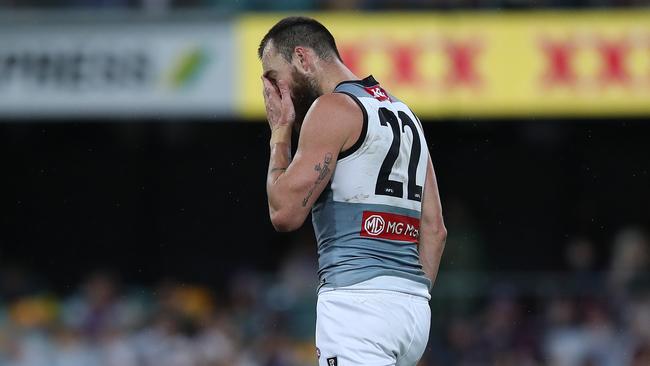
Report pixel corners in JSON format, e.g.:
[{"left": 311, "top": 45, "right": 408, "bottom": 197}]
[{"left": 258, "top": 16, "right": 342, "bottom": 63}]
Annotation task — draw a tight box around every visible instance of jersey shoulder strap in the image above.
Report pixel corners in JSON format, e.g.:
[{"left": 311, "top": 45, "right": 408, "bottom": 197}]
[{"left": 334, "top": 75, "right": 402, "bottom": 103}]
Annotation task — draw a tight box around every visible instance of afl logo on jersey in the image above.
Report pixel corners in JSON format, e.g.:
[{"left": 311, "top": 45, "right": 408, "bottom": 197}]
[{"left": 363, "top": 215, "right": 386, "bottom": 236}]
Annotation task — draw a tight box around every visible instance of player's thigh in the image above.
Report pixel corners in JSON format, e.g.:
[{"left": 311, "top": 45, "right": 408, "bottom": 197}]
[
  {"left": 396, "top": 298, "right": 431, "bottom": 366},
  {"left": 316, "top": 291, "right": 400, "bottom": 366}
]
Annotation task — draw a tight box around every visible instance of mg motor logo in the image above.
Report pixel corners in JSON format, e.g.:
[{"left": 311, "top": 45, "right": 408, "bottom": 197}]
[
  {"left": 360, "top": 211, "right": 420, "bottom": 243},
  {"left": 363, "top": 214, "right": 386, "bottom": 236}
]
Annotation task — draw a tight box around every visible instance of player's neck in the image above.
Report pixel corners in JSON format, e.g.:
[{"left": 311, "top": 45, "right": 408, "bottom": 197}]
[{"left": 318, "top": 62, "right": 359, "bottom": 95}]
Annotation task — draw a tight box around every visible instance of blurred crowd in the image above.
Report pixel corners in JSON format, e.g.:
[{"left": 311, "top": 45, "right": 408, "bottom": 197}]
[
  {"left": 0, "top": 0, "right": 647, "bottom": 10},
  {"left": 0, "top": 242, "right": 322, "bottom": 366},
  {"left": 1, "top": 226, "right": 649, "bottom": 366},
  {"left": 425, "top": 227, "right": 650, "bottom": 366}
]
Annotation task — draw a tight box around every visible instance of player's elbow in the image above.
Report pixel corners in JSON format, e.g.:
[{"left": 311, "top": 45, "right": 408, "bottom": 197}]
[
  {"left": 270, "top": 209, "right": 303, "bottom": 232},
  {"left": 435, "top": 224, "right": 448, "bottom": 243},
  {"left": 434, "top": 224, "right": 448, "bottom": 246},
  {"left": 421, "top": 221, "right": 447, "bottom": 246}
]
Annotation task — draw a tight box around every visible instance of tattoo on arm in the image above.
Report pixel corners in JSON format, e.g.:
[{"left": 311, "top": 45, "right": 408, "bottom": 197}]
[
  {"left": 302, "top": 153, "right": 333, "bottom": 207},
  {"left": 270, "top": 167, "right": 288, "bottom": 173}
]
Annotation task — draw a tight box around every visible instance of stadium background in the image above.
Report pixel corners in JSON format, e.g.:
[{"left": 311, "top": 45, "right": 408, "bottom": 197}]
[{"left": 1, "top": 1, "right": 650, "bottom": 365}]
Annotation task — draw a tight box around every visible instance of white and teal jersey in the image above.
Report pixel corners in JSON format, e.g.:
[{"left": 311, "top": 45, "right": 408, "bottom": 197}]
[{"left": 312, "top": 75, "right": 431, "bottom": 292}]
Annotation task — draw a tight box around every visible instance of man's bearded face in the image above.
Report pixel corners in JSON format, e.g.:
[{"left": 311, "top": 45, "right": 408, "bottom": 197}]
[{"left": 289, "top": 66, "right": 321, "bottom": 130}]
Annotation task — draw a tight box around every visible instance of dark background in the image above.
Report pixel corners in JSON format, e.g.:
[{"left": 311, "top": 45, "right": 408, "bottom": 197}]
[
  {"left": 2, "top": 118, "right": 649, "bottom": 291},
  {"left": 2, "top": 0, "right": 649, "bottom": 363}
]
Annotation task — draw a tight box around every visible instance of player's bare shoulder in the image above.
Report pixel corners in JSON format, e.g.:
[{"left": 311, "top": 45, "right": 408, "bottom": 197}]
[
  {"left": 301, "top": 92, "right": 364, "bottom": 152},
  {"left": 305, "top": 92, "right": 362, "bottom": 125}
]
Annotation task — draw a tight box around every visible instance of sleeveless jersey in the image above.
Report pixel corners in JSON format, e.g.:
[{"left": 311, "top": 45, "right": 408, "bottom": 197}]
[{"left": 312, "top": 75, "right": 432, "bottom": 291}]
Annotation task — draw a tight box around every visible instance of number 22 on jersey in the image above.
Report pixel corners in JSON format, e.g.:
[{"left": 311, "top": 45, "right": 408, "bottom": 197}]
[{"left": 375, "top": 107, "right": 423, "bottom": 202}]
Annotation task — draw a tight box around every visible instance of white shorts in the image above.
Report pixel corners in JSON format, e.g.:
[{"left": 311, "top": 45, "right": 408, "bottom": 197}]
[{"left": 315, "top": 279, "right": 431, "bottom": 366}]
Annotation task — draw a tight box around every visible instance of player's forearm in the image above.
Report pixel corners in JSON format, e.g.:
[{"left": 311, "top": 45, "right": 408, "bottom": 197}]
[
  {"left": 418, "top": 226, "right": 447, "bottom": 286},
  {"left": 267, "top": 126, "right": 292, "bottom": 208}
]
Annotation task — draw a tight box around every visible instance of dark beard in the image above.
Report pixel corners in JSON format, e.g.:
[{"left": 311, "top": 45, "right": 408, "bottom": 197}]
[{"left": 290, "top": 67, "right": 321, "bottom": 130}]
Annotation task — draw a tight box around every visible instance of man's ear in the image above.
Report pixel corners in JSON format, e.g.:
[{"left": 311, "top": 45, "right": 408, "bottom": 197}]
[{"left": 292, "top": 46, "right": 313, "bottom": 73}]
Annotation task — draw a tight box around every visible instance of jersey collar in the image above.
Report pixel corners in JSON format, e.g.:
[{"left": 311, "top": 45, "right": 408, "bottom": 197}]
[{"left": 335, "top": 75, "right": 379, "bottom": 89}]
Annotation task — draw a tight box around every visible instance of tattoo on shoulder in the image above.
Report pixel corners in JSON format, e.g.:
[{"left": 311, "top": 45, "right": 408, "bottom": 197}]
[{"left": 302, "top": 153, "right": 333, "bottom": 207}]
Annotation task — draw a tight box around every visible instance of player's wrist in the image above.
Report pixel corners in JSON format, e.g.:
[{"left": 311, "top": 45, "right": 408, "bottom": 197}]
[{"left": 270, "top": 125, "right": 292, "bottom": 146}]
